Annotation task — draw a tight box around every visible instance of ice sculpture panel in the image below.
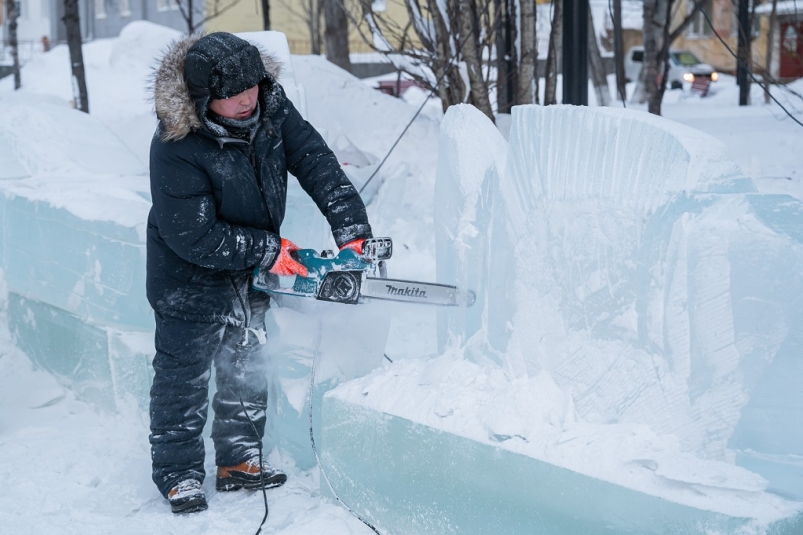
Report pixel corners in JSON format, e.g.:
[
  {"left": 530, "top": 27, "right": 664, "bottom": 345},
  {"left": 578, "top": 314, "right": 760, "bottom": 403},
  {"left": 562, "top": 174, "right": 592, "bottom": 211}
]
[
  {"left": 322, "top": 393, "right": 802, "bottom": 535},
  {"left": 320, "top": 103, "right": 803, "bottom": 531}
]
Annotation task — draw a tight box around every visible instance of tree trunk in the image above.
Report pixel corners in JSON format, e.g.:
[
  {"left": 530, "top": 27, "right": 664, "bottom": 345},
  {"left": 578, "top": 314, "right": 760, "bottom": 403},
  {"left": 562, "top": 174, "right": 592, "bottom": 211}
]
[
  {"left": 649, "top": 0, "right": 673, "bottom": 115},
  {"left": 63, "top": 0, "right": 89, "bottom": 113},
  {"left": 737, "top": 0, "right": 750, "bottom": 106},
  {"left": 188, "top": 0, "right": 194, "bottom": 34},
  {"left": 324, "top": 0, "right": 352, "bottom": 72},
  {"left": 641, "top": 0, "right": 663, "bottom": 114},
  {"left": 261, "top": 0, "right": 271, "bottom": 30},
  {"left": 517, "top": 0, "right": 537, "bottom": 105},
  {"left": 6, "top": 0, "right": 21, "bottom": 90},
  {"left": 308, "top": 0, "right": 324, "bottom": 54},
  {"left": 764, "top": 0, "right": 778, "bottom": 104},
  {"left": 428, "top": 0, "right": 465, "bottom": 111},
  {"left": 612, "top": 0, "right": 626, "bottom": 103},
  {"left": 460, "top": 0, "right": 494, "bottom": 120},
  {"left": 496, "top": 0, "right": 518, "bottom": 113},
  {"left": 544, "top": 0, "right": 562, "bottom": 105},
  {"left": 587, "top": 5, "right": 610, "bottom": 106}
]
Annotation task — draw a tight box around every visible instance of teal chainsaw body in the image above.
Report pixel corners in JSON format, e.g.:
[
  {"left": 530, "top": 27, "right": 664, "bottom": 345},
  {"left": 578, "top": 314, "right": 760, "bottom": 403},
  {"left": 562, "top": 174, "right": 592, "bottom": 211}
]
[{"left": 252, "top": 237, "right": 474, "bottom": 307}]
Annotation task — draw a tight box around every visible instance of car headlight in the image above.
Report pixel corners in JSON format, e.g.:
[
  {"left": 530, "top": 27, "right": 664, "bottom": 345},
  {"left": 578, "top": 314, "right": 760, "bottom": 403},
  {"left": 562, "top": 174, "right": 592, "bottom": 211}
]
[
  {"left": 711, "top": 72, "right": 718, "bottom": 82},
  {"left": 683, "top": 73, "right": 695, "bottom": 82}
]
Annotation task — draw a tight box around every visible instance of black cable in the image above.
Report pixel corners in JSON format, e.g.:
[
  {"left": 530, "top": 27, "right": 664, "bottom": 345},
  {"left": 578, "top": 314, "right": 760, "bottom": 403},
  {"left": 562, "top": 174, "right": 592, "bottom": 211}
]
[
  {"left": 239, "top": 395, "right": 269, "bottom": 535},
  {"left": 358, "top": 0, "right": 496, "bottom": 196},
  {"left": 308, "top": 328, "right": 384, "bottom": 535},
  {"left": 359, "top": 92, "right": 430, "bottom": 195},
  {"left": 690, "top": 0, "right": 803, "bottom": 128}
]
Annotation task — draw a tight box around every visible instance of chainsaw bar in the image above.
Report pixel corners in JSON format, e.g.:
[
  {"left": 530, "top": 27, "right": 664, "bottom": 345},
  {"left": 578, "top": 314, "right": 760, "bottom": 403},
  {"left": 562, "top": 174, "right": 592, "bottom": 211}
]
[{"left": 361, "top": 277, "right": 475, "bottom": 307}]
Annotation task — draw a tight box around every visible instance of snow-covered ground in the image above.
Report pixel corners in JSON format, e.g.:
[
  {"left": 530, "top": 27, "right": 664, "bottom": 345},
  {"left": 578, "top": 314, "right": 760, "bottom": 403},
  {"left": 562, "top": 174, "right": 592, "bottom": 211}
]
[{"left": 1, "top": 21, "right": 802, "bottom": 534}]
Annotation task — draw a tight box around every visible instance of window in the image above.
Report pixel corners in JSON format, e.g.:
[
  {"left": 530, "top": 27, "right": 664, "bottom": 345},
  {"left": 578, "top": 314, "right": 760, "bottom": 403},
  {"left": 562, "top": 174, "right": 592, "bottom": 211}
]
[
  {"left": 157, "top": 0, "right": 178, "bottom": 12},
  {"left": 95, "top": 0, "right": 106, "bottom": 19},
  {"left": 688, "top": 1, "right": 713, "bottom": 38},
  {"left": 731, "top": 5, "right": 761, "bottom": 39},
  {"left": 783, "top": 25, "right": 798, "bottom": 54},
  {"left": 631, "top": 50, "right": 643, "bottom": 63},
  {"left": 119, "top": 0, "right": 130, "bottom": 16},
  {"left": 671, "top": 51, "right": 701, "bottom": 66}
]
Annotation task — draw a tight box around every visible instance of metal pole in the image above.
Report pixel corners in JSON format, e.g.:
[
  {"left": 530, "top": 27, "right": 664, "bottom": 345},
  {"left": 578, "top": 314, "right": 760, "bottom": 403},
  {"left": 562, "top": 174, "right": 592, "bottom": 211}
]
[{"left": 562, "top": 0, "right": 588, "bottom": 105}]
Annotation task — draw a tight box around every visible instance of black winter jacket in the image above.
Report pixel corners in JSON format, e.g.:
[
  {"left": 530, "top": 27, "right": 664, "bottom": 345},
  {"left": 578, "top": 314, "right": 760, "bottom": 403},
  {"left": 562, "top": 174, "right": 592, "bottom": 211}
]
[{"left": 146, "top": 35, "right": 372, "bottom": 326}]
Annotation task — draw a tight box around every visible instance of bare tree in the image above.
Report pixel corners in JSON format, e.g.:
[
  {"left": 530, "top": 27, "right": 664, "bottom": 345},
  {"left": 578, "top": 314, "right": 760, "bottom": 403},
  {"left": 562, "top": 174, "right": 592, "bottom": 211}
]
[
  {"left": 5, "top": 0, "right": 21, "bottom": 89},
  {"left": 544, "top": 0, "right": 562, "bottom": 105},
  {"left": 324, "top": 0, "right": 352, "bottom": 72},
  {"left": 460, "top": 0, "right": 494, "bottom": 119},
  {"left": 353, "top": 0, "right": 468, "bottom": 111},
  {"left": 496, "top": 0, "right": 518, "bottom": 113},
  {"left": 63, "top": 0, "right": 89, "bottom": 112},
  {"left": 262, "top": 0, "right": 271, "bottom": 30},
  {"left": 639, "top": 0, "right": 707, "bottom": 115},
  {"left": 764, "top": 0, "right": 778, "bottom": 104},
  {"left": 612, "top": 0, "right": 627, "bottom": 104},
  {"left": 518, "top": 0, "right": 538, "bottom": 105},
  {"left": 588, "top": 3, "right": 610, "bottom": 105},
  {"left": 350, "top": 0, "right": 547, "bottom": 119}
]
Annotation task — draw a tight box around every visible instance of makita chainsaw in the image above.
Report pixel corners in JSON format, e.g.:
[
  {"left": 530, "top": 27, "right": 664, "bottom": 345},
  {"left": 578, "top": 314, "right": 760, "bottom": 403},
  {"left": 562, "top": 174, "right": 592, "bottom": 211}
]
[{"left": 252, "top": 237, "right": 475, "bottom": 307}]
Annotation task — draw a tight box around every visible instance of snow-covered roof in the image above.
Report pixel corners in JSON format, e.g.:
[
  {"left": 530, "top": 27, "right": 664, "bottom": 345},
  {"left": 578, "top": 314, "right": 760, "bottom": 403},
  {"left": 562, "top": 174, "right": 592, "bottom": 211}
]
[{"left": 755, "top": 0, "right": 803, "bottom": 16}]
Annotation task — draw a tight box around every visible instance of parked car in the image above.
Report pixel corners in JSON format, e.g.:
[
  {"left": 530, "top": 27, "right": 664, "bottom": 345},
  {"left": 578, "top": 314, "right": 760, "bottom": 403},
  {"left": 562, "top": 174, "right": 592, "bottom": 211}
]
[{"left": 625, "top": 47, "right": 719, "bottom": 89}]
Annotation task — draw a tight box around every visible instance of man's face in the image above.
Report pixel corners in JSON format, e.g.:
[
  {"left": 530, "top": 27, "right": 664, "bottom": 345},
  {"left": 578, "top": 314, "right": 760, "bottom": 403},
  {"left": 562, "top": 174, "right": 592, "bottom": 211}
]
[{"left": 209, "top": 85, "right": 260, "bottom": 120}]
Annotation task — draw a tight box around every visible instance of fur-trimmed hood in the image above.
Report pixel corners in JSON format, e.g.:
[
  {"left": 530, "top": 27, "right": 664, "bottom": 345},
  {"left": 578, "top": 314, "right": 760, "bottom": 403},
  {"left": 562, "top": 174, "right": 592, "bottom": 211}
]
[{"left": 151, "top": 34, "right": 283, "bottom": 142}]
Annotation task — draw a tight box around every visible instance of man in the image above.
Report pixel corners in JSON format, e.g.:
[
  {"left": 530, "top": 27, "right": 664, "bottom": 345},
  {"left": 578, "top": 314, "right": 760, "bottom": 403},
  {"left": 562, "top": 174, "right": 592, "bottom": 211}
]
[{"left": 147, "top": 32, "right": 372, "bottom": 514}]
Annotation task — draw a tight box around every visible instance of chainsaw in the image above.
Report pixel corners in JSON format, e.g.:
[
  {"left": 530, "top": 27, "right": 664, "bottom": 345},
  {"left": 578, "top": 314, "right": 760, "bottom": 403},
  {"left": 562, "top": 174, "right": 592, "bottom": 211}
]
[{"left": 252, "top": 237, "right": 475, "bottom": 307}]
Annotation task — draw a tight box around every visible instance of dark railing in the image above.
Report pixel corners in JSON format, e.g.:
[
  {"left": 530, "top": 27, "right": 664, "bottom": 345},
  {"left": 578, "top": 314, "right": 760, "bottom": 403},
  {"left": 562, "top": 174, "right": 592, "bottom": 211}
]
[{"left": 0, "top": 39, "right": 48, "bottom": 66}]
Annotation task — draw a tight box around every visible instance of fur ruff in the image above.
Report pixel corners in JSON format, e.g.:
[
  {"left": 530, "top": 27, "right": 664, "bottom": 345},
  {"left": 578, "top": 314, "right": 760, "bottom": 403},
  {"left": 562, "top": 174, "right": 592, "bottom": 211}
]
[{"left": 151, "top": 34, "right": 283, "bottom": 142}]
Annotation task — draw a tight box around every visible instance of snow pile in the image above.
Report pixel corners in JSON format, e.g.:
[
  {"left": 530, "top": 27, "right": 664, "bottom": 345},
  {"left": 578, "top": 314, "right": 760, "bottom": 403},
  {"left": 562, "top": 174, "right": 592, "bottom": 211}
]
[{"left": 323, "top": 104, "right": 803, "bottom": 531}]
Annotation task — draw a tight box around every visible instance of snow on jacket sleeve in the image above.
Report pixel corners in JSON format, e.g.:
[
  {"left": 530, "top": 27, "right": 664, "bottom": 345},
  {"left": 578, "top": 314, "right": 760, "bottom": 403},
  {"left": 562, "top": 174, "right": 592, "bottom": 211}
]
[
  {"left": 150, "top": 145, "right": 281, "bottom": 271},
  {"left": 281, "top": 100, "right": 373, "bottom": 247}
]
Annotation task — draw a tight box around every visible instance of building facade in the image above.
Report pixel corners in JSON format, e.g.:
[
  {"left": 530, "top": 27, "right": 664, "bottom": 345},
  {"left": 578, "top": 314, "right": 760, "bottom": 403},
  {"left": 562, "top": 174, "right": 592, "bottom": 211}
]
[
  {"left": 1, "top": 0, "right": 186, "bottom": 63},
  {"left": 204, "top": 0, "right": 412, "bottom": 55}
]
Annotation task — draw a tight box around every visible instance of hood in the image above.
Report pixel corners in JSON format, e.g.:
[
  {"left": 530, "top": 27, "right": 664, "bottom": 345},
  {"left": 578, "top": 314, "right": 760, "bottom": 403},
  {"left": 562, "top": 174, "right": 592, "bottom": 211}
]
[{"left": 151, "top": 34, "right": 283, "bottom": 142}]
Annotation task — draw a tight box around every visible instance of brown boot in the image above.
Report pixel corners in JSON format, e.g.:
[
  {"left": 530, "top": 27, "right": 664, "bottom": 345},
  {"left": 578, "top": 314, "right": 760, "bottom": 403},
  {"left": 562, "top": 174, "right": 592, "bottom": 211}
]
[{"left": 216, "top": 456, "right": 287, "bottom": 491}]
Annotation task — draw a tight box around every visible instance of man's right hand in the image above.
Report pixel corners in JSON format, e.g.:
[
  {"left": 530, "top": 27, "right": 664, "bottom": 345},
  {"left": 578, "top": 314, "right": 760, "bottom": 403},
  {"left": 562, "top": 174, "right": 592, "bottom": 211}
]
[{"left": 268, "top": 238, "right": 309, "bottom": 277}]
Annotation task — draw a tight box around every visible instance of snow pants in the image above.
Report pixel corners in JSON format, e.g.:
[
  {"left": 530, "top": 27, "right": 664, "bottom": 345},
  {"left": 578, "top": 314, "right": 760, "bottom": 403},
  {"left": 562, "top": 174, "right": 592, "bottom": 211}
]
[{"left": 149, "top": 303, "right": 269, "bottom": 498}]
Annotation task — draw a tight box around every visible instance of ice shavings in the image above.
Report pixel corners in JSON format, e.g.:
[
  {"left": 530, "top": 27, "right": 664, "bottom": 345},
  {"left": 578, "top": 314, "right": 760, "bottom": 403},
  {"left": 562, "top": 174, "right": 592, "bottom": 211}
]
[{"left": 331, "top": 351, "right": 799, "bottom": 524}]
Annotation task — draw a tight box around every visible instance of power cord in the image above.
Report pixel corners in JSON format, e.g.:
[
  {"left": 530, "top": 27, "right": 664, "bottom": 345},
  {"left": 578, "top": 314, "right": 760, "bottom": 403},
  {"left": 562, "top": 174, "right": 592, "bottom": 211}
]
[
  {"left": 239, "top": 395, "right": 269, "bottom": 535},
  {"left": 307, "top": 326, "right": 385, "bottom": 535}
]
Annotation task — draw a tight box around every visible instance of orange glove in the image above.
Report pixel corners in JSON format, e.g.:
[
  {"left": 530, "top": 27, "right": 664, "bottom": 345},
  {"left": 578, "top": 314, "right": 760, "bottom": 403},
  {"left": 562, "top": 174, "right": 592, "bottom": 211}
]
[
  {"left": 268, "top": 238, "right": 309, "bottom": 277},
  {"left": 340, "top": 238, "right": 366, "bottom": 255}
]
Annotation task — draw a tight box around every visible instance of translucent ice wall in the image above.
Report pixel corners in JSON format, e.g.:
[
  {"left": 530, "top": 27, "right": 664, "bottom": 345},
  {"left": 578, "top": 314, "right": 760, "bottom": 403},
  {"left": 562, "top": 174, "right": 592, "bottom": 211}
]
[{"left": 435, "top": 104, "right": 803, "bottom": 498}]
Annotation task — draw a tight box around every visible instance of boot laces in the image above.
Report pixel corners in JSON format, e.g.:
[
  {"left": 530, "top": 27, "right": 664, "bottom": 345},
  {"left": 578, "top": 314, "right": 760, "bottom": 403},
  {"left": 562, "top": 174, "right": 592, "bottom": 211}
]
[
  {"left": 171, "top": 478, "right": 203, "bottom": 499},
  {"left": 245, "top": 456, "right": 270, "bottom": 471}
]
